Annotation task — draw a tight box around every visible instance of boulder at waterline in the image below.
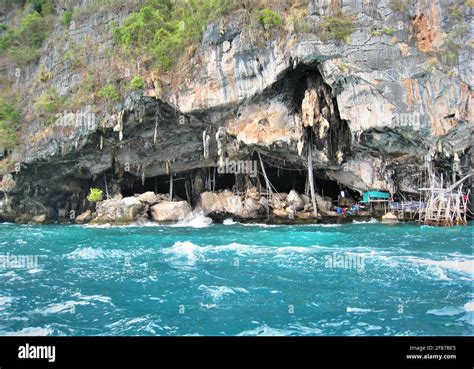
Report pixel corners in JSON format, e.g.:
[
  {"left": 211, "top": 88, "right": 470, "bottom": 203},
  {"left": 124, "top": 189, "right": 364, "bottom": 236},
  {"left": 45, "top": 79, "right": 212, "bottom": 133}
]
[{"left": 150, "top": 201, "right": 192, "bottom": 222}]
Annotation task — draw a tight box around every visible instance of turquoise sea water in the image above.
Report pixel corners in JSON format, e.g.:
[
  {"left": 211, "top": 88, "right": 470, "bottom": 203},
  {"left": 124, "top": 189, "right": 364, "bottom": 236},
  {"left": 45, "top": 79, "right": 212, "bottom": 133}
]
[{"left": 0, "top": 219, "right": 472, "bottom": 336}]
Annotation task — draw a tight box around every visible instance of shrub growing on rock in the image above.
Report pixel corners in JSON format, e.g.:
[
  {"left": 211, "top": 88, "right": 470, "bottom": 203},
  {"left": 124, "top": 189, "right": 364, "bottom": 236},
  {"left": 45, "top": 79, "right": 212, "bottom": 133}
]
[
  {"left": 113, "top": 0, "right": 233, "bottom": 71},
  {"left": 87, "top": 188, "right": 104, "bottom": 203},
  {"left": 130, "top": 76, "right": 145, "bottom": 90},
  {"left": 320, "top": 15, "right": 355, "bottom": 44},
  {"left": 0, "top": 99, "right": 20, "bottom": 149},
  {"left": 98, "top": 84, "right": 120, "bottom": 101},
  {"left": 258, "top": 8, "right": 283, "bottom": 29},
  {"left": 0, "top": 10, "right": 50, "bottom": 64}
]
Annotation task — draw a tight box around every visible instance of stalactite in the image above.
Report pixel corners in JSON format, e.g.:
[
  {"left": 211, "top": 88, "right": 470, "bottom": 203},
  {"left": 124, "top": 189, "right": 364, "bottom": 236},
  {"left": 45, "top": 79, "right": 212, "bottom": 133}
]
[
  {"left": 153, "top": 118, "right": 158, "bottom": 144},
  {"left": 117, "top": 111, "right": 125, "bottom": 141},
  {"left": 307, "top": 145, "right": 318, "bottom": 217},
  {"left": 216, "top": 127, "right": 227, "bottom": 167},
  {"left": 100, "top": 135, "right": 103, "bottom": 150},
  {"left": 203, "top": 129, "right": 210, "bottom": 159}
]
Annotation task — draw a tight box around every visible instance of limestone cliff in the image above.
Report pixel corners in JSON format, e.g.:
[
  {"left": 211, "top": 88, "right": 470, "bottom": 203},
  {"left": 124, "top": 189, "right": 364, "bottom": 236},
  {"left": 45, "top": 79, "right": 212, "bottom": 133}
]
[{"left": 0, "top": 0, "right": 472, "bottom": 221}]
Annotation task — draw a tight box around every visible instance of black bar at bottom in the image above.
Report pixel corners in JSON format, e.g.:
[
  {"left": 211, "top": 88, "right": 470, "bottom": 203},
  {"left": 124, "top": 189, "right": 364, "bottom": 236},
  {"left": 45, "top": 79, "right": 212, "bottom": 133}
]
[{"left": 0, "top": 336, "right": 472, "bottom": 369}]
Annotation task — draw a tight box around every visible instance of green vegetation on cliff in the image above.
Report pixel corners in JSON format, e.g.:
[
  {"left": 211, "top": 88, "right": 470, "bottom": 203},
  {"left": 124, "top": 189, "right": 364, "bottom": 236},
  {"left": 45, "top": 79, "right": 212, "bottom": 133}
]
[
  {"left": 0, "top": 10, "right": 50, "bottom": 64},
  {"left": 98, "top": 84, "right": 120, "bottom": 101},
  {"left": 0, "top": 99, "right": 21, "bottom": 149},
  {"left": 114, "top": 0, "right": 233, "bottom": 70},
  {"left": 130, "top": 76, "right": 145, "bottom": 90},
  {"left": 320, "top": 15, "right": 355, "bottom": 44},
  {"left": 258, "top": 8, "right": 283, "bottom": 29}
]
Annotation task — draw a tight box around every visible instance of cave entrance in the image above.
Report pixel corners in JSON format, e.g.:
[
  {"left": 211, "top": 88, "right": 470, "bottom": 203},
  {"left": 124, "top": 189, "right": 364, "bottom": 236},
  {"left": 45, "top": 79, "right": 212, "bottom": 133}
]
[
  {"left": 118, "top": 169, "right": 242, "bottom": 203},
  {"left": 314, "top": 173, "right": 361, "bottom": 205},
  {"left": 261, "top": 167, "right": 306, "bottom": 194},
  {"left": 214, "top": 172, "right": 235, "bottom": 191},
  {"left": 120, "top": 173, "right": 188, "bottom": 201}
]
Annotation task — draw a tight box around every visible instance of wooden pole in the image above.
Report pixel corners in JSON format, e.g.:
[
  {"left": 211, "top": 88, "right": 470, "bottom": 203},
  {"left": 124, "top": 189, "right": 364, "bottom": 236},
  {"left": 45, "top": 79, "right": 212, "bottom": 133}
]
[
  {"left": 104, "top": 173, "right": 109, "bottom": 199},
  {"left": 212, "top": 167, "right": 216, "bottom": 192},
  {"left": 257, "top": 152, "right": 272, "bottom": 202},
  {"left": 185, "top": 177, "right": 191, "bottom": 204},
  {"left": 307, "top": 145, "right": 318, "bottom": 218},
  {"left": 169, "top": 173, "right": 173, "bottom": 201}
]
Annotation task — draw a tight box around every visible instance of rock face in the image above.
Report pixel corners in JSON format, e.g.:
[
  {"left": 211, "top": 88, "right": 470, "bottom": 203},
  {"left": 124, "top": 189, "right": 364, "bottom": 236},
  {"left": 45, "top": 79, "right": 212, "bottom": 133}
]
[
  {"left": 287, "top": 190, "right": 305, "bottom": 211},
  {"left": 382, "top": 212, "right": 400, "bottom": 224},
  {"left": 138, "top": 192, "right": 159, "bottom": 205},
  {"left": 75, "top": 210, "right": 92, "bottom": 224},
  {"left": 29, "top": 214, "right": 47, "bottom": 224},
  {"left": 198, "top": 191, "right": 265, "bottom": 219},
  {"left": 0, "top": 0, "right": 472, "bottom": 220},
  {"left": 150, "top": 201, "right": 192, "bottom": 222},
  {"left": 95, "top": 196, "right": 147, "bottom": 223}
]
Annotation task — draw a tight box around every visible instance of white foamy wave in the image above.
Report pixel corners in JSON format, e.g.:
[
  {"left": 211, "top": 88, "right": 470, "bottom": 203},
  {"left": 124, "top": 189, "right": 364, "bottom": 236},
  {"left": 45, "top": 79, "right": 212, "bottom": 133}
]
[
  {"left": 223, "top": 218, "right": 236, "bottom": 225},
  {"left": 405, "top": 257, "right": 474, "bottom": 276},
  {"left": 237, "top": 324, "right": 290, "bottom": 336},
  {"left": 199, "top": 285, "right": 249, "bottom": 301},
  {"left": 430, "top": 266, "right": 450, "bottom": 280},
  {"left": 426, "top": 306, "right": 463, "bottom": 316},
  {"left": 464, "top": 302, "right": 474, "bottom": 312},
  {"left": 42, "top": 300, "right": 89, "bottom": 314},
  {"left": 0, "top": 296, "right": 14, "bottom": 307},
  {"left": 309, "top": 223, "right": 342, "bottom": 227},
  {"left": 163, "top": 241, "right": 332, "bottom": 260},
  {"left": 237, "top": 323, "right": 322, "bottom": 336},
  {"left": 353, "top": 218, "right": 379, "bottom": 224},
  {"left": 65, "top": 247, "right": 128, "bottom": 260},
  {"left": 71, "top": 292, "right": 113, "bottom": 305},
  {"left": 27, "top": 268, "right": 43, "bottom": 274},
  {"left": 170, "top": 211, "right": 213, "bottom": 228},
  {"left": 276, "top": 246, "right": 319, "bottom": 254},
  {"left": 4, "top": 327, "right": 52, "bottom": 336},
  {"left": 162, "top": 241, "right": 202, "bottom": 264},
  {"left": 240, "top": 223, "right": 282, "bottom": 228},
  {"left": 346, "top": 307, "right": 383, "bottom": 313}
]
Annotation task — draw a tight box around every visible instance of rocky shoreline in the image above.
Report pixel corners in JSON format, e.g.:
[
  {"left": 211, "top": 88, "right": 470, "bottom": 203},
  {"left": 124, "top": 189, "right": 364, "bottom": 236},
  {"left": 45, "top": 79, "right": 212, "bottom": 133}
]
[{"left": 0, "top": 187, "right": 379, "bottom": 226}]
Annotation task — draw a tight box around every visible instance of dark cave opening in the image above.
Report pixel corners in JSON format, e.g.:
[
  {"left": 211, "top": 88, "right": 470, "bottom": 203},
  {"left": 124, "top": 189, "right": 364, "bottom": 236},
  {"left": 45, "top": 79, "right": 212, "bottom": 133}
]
[
  {"left": 120, "top": 174, "right": 188, "bottom": 201},
  {"left": 262, "top": 168, "right": 306, "bottom": 194},
  {"left": 92, "top": 160, "right": 362, "bottom": 212},
  {"left": 313, "top": 174, "right": 360, "bottom": 203},
  {"left": 118, "top": 169, "right": 241, "bottom": 202},
  {"left": 214, "top": 173, "right": 235, "bottom": 191}
]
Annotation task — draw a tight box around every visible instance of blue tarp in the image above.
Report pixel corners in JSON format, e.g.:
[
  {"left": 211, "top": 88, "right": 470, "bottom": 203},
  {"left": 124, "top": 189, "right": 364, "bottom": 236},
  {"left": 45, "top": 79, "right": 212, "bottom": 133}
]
[{"left": 362, "top": 190, "right": 390, "bottom": 203}]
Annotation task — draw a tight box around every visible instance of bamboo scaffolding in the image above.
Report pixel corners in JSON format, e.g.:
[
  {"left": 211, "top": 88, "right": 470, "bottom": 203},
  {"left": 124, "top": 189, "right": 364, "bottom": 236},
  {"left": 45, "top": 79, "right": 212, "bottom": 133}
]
[
  {"left": 418, "top": 170, "right": 472, "bottom": 226},
  {"left": 257, "top": 152, "right": 273, "bottom": 203}
]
